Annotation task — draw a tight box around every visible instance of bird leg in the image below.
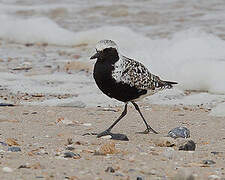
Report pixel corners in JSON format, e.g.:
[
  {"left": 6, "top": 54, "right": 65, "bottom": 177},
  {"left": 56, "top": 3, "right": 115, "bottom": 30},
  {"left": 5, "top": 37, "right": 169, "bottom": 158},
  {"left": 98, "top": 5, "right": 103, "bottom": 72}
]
[
  {"left": 131, "top": 101, "right": 158, "bottom": 134},
  {"left": 97, "top": 103, "right": 128, "bottom": 138}
]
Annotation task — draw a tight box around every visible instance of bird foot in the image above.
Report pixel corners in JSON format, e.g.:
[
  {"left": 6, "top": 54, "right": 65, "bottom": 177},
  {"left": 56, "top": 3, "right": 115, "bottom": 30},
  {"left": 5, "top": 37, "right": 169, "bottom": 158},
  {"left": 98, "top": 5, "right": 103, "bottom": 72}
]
[{"left": 136, "top": 125, "right": 158, "bottom": 134}]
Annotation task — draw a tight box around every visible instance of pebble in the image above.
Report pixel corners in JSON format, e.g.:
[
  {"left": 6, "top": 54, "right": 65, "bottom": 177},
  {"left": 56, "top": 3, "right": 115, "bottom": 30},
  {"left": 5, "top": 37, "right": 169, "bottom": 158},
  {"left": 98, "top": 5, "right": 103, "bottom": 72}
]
[
  {"left": 0, "top": 141, "right": 8, "bottom": 146},
  {"left": 168, "top": 127, "right": 190, "bottom": 139},
  {"left": 137, "top": 177, "right": 144, "bottom": 180},
  {"left": 177, "top": 139, "right": 196, "bottom": 151},
  {"left": 64, "top": 152, "right": 81, "bottom": 159},
  {"left": 65, "top": 146, "right": 75, "bottom": 151},
  {"left": 0, "top": 103, "right": 14, "bottom": 106},
  {"left": 202, "top": 160, "right": 216, "bottom": 165},
  {"left": 105, "top": 167, "right": 115, "bottom": 173},
  {"left": 2, "top": 167, "right": 13, "bottom": 173},
  {"left": 8, "top": 146, "right": 21, "bottom": 152}
]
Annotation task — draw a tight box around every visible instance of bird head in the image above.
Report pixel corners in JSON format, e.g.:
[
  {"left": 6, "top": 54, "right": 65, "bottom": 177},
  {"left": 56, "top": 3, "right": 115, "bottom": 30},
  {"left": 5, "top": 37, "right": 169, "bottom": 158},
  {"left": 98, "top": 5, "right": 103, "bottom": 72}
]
[{"left": 90, "top": 40, "right": 119, "bottom": 62}]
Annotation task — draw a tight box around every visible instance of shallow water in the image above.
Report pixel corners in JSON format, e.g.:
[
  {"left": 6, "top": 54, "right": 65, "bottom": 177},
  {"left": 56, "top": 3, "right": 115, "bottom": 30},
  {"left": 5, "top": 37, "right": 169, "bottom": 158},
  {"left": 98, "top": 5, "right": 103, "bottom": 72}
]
[{"left": 0, "top": 0, "right": 225, "bottom": 116}]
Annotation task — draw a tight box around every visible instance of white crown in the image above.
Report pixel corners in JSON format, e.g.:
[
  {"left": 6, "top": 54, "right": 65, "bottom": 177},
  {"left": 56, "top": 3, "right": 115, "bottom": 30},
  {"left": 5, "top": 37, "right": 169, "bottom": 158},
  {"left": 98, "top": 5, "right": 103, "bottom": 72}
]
[{"left": 96, "top": 40, "right": 118, "bottom": 51}]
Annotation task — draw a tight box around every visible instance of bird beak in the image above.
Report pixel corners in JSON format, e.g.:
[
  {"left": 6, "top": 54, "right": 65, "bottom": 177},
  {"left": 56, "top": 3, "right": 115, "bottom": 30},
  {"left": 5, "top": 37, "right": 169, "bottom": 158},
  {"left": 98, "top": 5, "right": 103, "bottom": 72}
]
[{"left": 90, "top": 52, "right": 99, "bottom": 60}]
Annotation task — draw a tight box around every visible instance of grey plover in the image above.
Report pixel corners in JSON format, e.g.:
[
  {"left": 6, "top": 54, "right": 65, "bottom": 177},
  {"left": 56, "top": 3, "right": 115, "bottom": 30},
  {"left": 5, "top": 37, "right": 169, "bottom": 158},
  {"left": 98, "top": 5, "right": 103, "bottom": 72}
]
[{"left": 90, "top": 40, "right": 177, "bottom": 138}]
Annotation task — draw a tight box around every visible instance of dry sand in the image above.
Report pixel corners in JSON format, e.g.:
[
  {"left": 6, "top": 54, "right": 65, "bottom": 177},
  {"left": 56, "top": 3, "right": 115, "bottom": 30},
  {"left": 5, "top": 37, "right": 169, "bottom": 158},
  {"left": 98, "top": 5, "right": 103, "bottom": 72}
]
[{"left": 0, "top": 103, "right": 224, "bottom": 180}]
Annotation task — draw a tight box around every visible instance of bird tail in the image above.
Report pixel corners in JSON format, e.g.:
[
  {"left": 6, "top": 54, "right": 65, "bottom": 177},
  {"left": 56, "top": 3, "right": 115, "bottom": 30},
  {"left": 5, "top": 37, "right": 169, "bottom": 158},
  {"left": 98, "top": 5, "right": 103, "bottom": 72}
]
[{"left": 162, "top": 80, "right": 178, "bottom": 89}]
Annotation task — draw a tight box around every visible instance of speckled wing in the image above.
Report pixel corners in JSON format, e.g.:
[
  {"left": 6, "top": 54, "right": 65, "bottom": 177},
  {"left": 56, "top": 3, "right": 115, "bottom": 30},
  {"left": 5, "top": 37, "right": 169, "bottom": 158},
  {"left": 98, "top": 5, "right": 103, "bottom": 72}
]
[{"left": 112, "top": 56, "right": 165, "bottom": 90}]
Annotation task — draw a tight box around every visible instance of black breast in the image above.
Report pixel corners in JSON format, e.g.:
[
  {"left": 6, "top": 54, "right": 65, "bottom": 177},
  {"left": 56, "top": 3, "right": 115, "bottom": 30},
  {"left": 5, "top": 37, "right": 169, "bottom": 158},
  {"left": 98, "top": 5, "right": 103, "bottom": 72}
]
[{"left": 93, "top": 60, "right": 147, "bottom": 102}]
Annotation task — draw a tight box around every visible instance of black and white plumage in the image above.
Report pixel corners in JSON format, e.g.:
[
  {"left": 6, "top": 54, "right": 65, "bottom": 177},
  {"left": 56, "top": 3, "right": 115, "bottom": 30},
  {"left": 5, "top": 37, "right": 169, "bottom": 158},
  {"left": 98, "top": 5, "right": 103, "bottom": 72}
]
[{"left": 90, "top": 40, "right": 177, "bottom": 138}]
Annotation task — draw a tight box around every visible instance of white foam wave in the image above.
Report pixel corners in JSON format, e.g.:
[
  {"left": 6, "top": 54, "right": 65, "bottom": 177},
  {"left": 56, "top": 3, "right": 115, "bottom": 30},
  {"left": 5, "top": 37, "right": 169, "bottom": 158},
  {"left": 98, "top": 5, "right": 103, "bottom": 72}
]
[{"left": 0, "top": 16, "right": 225, "bottom": 114}]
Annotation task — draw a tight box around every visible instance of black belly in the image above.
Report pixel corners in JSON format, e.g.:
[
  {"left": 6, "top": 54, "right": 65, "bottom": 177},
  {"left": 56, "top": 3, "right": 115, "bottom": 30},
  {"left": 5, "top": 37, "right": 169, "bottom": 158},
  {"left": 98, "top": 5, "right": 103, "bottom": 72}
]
[{"left": 93, "top": 62, "right": 147, "bottom": 102}]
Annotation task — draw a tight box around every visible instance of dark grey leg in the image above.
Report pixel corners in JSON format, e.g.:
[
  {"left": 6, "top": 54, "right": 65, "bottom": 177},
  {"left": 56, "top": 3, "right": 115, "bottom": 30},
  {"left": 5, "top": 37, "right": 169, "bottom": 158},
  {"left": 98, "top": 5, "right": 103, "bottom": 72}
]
[
  {"left": 97, "top": 103, "right": 128, "bottom": 138},
  {"left": 131, "top": 101, "right": 158, "bottom": 134}
]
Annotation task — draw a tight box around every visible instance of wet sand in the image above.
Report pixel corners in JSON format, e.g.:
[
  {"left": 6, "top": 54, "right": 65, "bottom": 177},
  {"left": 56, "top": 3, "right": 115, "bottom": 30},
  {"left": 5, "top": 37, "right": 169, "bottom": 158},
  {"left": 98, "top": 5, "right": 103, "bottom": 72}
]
[{"left": 0, "top": 104, "right": 224, "bottom": 180}]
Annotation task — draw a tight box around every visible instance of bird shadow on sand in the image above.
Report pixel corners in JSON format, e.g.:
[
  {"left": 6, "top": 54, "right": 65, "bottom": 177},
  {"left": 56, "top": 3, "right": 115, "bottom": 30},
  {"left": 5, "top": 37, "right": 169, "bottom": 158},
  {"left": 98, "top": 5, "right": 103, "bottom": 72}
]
[{"left": 82, "top": 132, "right": 129, "bottom": 141}]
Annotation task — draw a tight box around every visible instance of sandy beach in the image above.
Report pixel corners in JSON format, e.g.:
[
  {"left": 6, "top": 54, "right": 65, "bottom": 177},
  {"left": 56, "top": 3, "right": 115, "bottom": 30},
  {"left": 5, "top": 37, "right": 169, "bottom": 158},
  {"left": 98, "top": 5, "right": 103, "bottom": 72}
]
[{"left": 0, "top": 104, "right": 224, "bottom": 180}]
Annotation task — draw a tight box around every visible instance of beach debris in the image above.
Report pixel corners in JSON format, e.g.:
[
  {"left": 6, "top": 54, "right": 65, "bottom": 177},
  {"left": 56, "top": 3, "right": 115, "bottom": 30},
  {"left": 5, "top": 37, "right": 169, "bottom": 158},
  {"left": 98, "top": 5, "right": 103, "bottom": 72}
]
[
  {"left": 2, "top": 167, "right": 13, "bottom": 173},
  {"left": 168, "top": 127, "right": 190, "bottom": 139},
  {"left": 178, "top": 139, "right": 196, "bottom": 151},
  {"left": 18, "top": 164, "right": 30, "bottom": 169},
  {"left": 202, "top": 160, "right": 216, "bottom": 165},
  {"left": 67, "top": 138, "right": 73, "bottom": 145},
  {"left": 64, "top": 152, "right": 81, "bottom": 159},
  {"left": 105, "top": 166, "right": 115, "bottom": 173},
  {"left": 6, "top": 138, "right": 20, "bottom": 146},
  {"left": 94, "top": 142, "right": 118, "bottom": 155},
  {"left": 8, "top": 146, "right": 21, "bottom": 152}
]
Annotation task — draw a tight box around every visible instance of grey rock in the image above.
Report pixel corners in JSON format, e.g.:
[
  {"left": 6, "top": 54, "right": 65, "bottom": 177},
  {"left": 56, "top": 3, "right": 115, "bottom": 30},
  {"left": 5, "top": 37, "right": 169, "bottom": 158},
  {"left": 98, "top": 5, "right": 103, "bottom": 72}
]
[
  {"left": 64, "top": 152, "right": 80, "bottom": 158},
  {"left": 105, "top": 167, "right": 115, "bottom": 173},
  {"left": 178, "top": 140, "right": 196, "bottom": 151},
  {"left": 137, "top": 177, "right": 144, "bottom": 180},
  {"left": 65, "top": 146, "right": 75, "bottom": 151},
  {"left": 8, "top": 147, "right": 21, "bottom": 152},
  {"left": 168, "top": 127, "right": 190, "bottom": 139},
  {"left": 0, "top": 141, "right": 8, "bottom": 146},
  {"left": 202, "top": 160, "right": 216, "bottom": 165}
]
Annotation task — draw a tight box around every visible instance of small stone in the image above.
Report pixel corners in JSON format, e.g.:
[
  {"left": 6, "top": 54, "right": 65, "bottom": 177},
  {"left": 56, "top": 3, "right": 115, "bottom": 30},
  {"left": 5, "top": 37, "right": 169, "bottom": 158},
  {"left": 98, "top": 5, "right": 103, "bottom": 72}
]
[
  {"left": 137, "top": 177, "right": 144, "bottom": 180},
  {"left": 18, "top": 165, "right": 30, "bottom": 169},
  {"left": 2, "top": 167, "right": 13, "bottom": 173},
  {"left": 168, "top": 127, "right": 190, "bottom": 139},
  {"left": 0, "top": 141, "right": 8, "bottom": 146},
  {"left": 6, "top": 138, "right": 20, "bottom": 146},
  {"left": 64, "top": 152, "right": 81, "bottom": 159},
  {"left": 8, "top": 146, "right": 21, "bottom": 152},
  {"left": 66, "top": 146, "right": 75, "bottom": 151},
  {"left": 202, "top": 160, "right": 216, "bottom": 165},
  {"left": 105, "top": 167, "right": 115, "bottom": 173},
  {"left": 208, "top": 175, "right": 221, "bottom": 180},
  {"left": 82, "top": 123, "right": 92, "bottom": 126},
  {"left": 176, "top": 139, "right": 196, "bottom": 151},
  {"left": 211, "top": 152, "right": 223, "bottom": 155},
  {"left": 67, "top": 138, "right": 73, "bottom": 145}
]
